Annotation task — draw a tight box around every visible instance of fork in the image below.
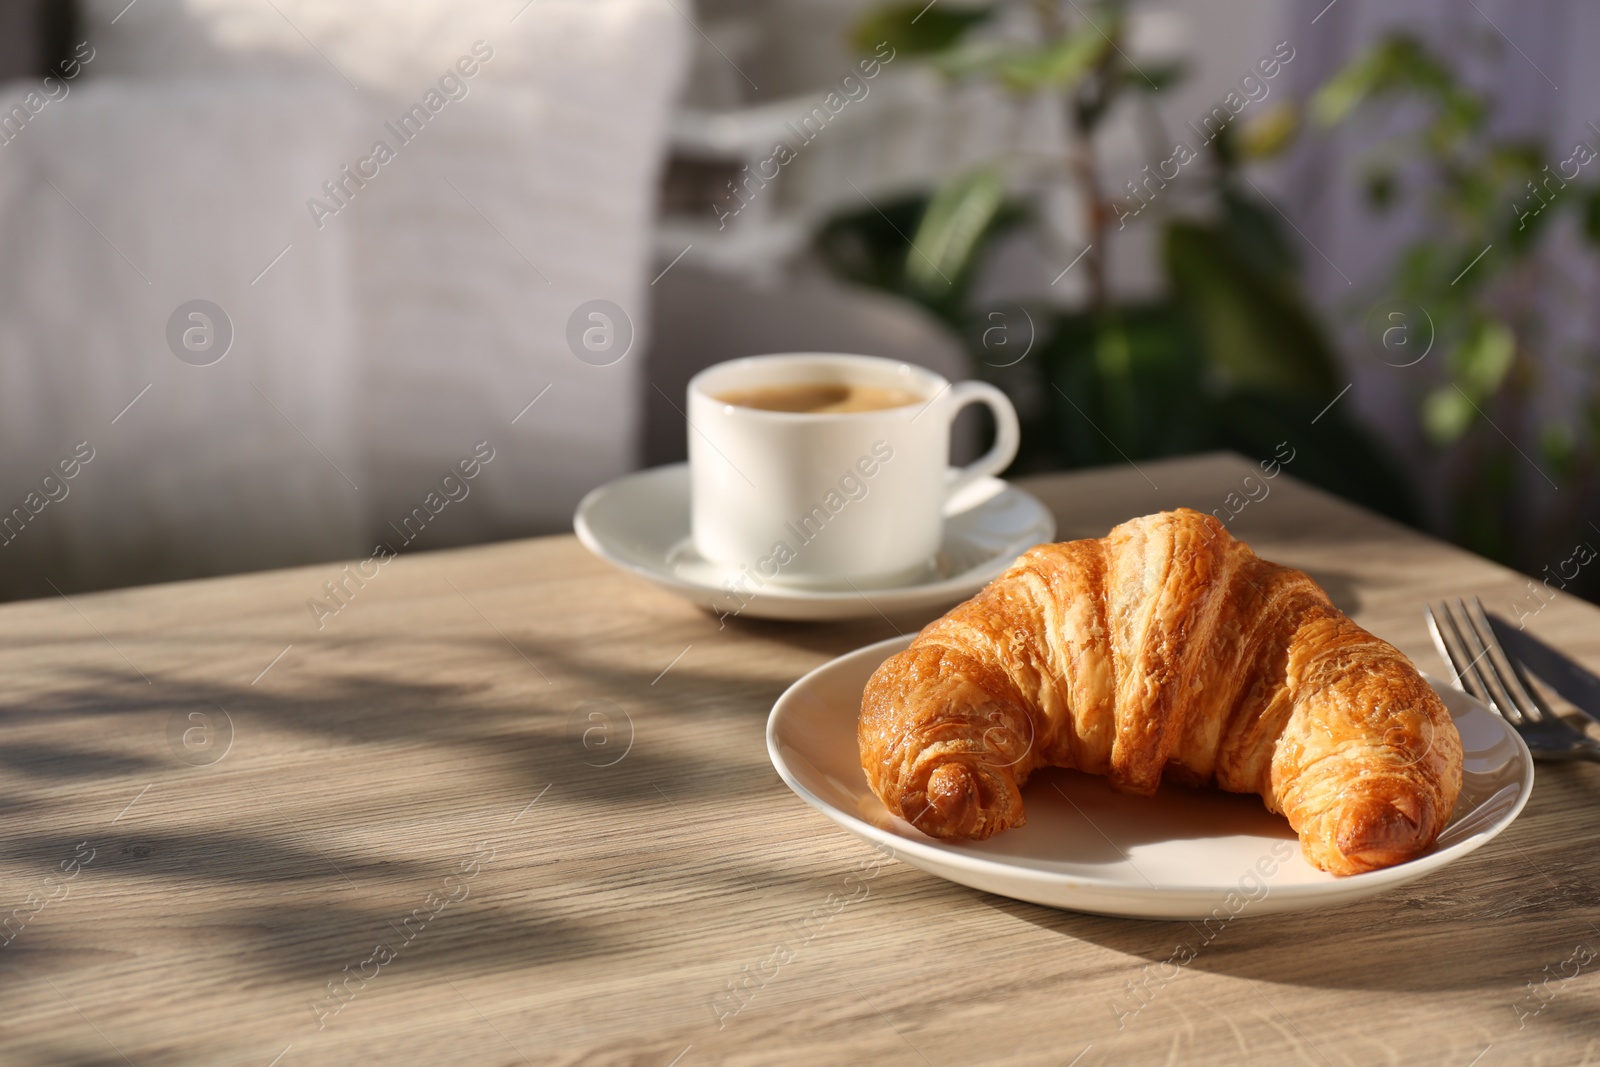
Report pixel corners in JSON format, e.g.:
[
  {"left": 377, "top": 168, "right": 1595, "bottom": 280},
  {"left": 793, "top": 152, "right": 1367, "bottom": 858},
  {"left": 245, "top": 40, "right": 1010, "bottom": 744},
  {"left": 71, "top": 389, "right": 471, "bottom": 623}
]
[{"left": 1426, "top": 597, "right": 1600, "bottom": 762}]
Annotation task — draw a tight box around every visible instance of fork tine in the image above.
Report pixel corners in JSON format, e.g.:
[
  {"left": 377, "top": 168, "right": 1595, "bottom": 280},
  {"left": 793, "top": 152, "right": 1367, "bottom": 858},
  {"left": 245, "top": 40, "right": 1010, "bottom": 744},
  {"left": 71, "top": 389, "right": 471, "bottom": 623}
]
[
  {"left": 1438, "top": 599, "right": 1524, "bottom": 724},
  {"left": 1426, "top": 599, "right": 1600, "bottom": 762},
  {"left": 1453, "top": 597, "right": 1536, "bottom": 725},
  {"left": 1427, "top": 601, "right": 1500, "bottom": 715},
  {"left": 1424, "top": 603, "right": 1471, "bottom": 692},
  {"left": 1472, "top": 597, "right": 1562, "bottom": 723},
  {"left": 1453, "top": 598, "right": 1523, "bottom": 719}
]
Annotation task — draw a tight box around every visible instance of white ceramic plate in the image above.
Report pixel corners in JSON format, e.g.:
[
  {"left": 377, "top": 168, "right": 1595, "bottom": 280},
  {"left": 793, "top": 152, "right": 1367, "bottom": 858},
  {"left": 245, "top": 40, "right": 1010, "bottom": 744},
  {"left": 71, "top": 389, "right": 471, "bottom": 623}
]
[
  {"left": 574, "top": 464, "right": 1054, "bottom": 622},
  {"left": 767, "top": 635, "right": 1534, "bottom": 920}
]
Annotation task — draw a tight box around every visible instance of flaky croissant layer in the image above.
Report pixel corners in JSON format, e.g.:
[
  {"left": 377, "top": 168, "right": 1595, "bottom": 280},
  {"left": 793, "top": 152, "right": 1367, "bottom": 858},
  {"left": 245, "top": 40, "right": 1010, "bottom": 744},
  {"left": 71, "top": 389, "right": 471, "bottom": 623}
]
[{"left": 858, "top": 508, "right": 1463, "bottom": 876}]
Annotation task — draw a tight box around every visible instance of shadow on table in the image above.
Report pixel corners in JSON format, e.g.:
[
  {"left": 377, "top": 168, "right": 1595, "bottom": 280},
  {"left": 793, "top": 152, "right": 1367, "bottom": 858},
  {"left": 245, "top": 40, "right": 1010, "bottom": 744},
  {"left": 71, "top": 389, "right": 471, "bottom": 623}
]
[
  {"left": 719, "top": 612, "right": 933, "bottom": 655},
  {"left": 0, "top": 632, "right": 785, "bottom": 799},
  {"left": 0, "top": 613, "right": 881, "bottom": 1000},
  {"left": 15, "top": 589, "right": 1582, "bottom": 1009},
  {"left": 977, "top": 818, "right": 1600, "bottom": 995},
  {"left": 0, "top": 707, "right": 747, "bottom": 1012},
  {"left": 710, "top": 577, "right": 1362, "bottom": 644},
  {"left": 1298, "top": 569, "right": 1362, "bottom": 616}
]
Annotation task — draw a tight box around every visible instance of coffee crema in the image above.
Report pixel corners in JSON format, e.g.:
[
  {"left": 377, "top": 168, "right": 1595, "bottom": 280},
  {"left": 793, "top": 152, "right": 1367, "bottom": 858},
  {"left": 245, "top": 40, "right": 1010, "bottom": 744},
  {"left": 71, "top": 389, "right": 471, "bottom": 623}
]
[{"left": 715, "top": 382, "right": 923, "bottom": 414}]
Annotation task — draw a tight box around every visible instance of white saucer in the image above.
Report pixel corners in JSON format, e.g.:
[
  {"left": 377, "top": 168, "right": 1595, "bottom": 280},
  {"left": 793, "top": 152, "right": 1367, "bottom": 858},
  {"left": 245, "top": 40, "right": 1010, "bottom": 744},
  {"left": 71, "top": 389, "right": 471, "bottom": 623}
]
[
  {"left": 767, "top": 635, "right": 1534, "bottom": 920},
  {"left": 573, "top": 465, "right": 1055, "bottom": 622}
]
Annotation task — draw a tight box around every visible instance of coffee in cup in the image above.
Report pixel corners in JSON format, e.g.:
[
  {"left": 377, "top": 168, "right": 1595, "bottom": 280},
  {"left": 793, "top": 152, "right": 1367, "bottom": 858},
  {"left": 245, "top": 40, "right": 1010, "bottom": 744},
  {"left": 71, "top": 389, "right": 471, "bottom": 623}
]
[
  {"left": 687, "top": 353, "right": 1020, "bottom": 589},
  {"left": 714, "top": 382, "right": 923, "bottom": 414}
]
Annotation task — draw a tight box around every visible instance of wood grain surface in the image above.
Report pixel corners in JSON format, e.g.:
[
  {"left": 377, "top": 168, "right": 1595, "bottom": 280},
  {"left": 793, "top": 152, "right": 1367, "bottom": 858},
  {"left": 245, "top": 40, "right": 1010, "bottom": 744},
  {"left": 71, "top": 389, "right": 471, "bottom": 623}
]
[{"left": 0, "top": 453, "right": 1596, "bottom": 1067}]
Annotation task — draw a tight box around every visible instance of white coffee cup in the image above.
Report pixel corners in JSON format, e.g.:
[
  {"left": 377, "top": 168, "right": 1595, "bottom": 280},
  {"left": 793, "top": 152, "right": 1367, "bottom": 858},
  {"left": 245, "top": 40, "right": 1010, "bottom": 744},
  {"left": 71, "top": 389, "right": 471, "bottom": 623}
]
[{"left": 687, "top": 353, "right": 1020, "bottom": 588}]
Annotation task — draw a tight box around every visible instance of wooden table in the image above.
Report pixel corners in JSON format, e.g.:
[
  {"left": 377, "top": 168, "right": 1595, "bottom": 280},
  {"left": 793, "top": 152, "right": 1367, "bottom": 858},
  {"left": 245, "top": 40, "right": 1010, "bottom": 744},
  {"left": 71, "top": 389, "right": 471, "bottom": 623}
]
[{"left": 1, "top": 453, "right": 1597, "bottom": 1067}]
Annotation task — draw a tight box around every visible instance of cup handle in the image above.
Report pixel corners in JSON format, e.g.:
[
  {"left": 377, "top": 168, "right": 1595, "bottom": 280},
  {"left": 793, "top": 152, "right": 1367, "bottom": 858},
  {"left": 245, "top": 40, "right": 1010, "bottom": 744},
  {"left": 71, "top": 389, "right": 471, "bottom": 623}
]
[{"left": 943, "top": 380, "right": 1020, "bottom": 504}]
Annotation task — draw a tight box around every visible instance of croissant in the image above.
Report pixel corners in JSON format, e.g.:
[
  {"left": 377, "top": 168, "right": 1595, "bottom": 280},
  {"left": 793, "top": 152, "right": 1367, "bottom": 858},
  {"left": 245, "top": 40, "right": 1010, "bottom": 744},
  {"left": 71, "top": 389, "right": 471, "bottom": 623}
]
[{"left": 858, "top": 508, "right": 1463, "bottom": 876}]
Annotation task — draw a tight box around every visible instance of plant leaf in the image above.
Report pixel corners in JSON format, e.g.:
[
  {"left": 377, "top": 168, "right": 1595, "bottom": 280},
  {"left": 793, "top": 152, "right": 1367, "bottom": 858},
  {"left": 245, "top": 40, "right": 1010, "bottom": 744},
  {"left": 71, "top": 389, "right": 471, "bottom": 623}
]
[
  {"left": 1453, "top": 318, "right": 1515, "bottom": 396},
  {"left": 1040, "top": 303, "right": 1211, "bottom": 464},
  {"left": 1582, "top": 186, "right": 1600, "bottom": 246},
  {"left": 1234, "top": 102, "right": 1299, "bottom": 160},
  {"left": 1423, "top": 385, "right": 1475, "bottom": 444},
  {"left": 993, "top": 32, "right": 1109, "bottom": 92},
  {"left": 1309, "top": 43, "right": 1393, "bottom": 125},
  {"left": 1131, "top": 62, "right": 1188, "bottom": 93},
  {"left": 1363, "top": 166, "right": 1399, "bottom": 211},
  {"left": 906, "top": 168, "right": 1008, "bottom": 294},
  {"left": 1163, "top": 220, "right": 1339, "bottom": 398},
  {"left": 1309, "top": 34, "right": 1465, "bottom": 127},
  {"left": 851, "top": 2, "right": 996, "bottom": 57},
  {"left": 1541, "top": 418, "right": 1576, "bottom": 479},
  {"left": 929, "top": 38, "right": 1011, "bottom": 79},
  {"left": 1395, "top": 240, "right": 1445, "bottom": 299},
  {"left": 1217, "top": 185, "right": 1295, "bottom": 278}
]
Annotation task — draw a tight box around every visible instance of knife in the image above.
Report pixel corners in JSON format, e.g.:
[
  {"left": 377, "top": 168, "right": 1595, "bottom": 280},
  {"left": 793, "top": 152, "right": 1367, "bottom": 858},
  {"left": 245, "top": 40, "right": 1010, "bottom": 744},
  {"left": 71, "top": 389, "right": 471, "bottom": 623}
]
[{"left": 1486, "top": 610, "right": 1600, "bottom": 727}]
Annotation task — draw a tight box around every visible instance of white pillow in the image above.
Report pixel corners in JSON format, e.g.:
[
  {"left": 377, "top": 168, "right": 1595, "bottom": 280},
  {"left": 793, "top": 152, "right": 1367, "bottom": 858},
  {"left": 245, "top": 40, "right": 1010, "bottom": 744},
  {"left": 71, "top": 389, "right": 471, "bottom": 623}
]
[
  {"left": 0, "top": 78, "right": 367, "bottom": 597},
  {"left": 77, "top": 0, "right": 691, "bottom": 550},
  {"left": 81, "top": 0, "right": 636, "bottom": 91}
]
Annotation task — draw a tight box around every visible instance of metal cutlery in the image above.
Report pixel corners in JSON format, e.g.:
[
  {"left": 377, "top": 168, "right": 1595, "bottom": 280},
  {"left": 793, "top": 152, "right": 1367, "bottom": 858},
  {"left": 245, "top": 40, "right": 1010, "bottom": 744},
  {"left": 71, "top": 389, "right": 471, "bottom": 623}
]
[
  {"left": 1425, "top": 597, "right": 1600, "bottom": 763},
  {"left": 1483, "top": 611, "right": 1600, "bottom": 726}
]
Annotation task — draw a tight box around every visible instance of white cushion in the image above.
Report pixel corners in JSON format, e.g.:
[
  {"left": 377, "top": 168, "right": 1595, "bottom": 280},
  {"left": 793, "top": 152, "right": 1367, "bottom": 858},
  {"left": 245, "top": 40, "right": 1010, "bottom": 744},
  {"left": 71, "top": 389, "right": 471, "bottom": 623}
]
[
  {"left": 82, "top": 0, "right": 640, "bottom": 91},
  {"left": 0, "top": 78, "right": 367, "bottom": 596},
  {"left": 64, "top": 0, "right": 690, "bottom": 565}
]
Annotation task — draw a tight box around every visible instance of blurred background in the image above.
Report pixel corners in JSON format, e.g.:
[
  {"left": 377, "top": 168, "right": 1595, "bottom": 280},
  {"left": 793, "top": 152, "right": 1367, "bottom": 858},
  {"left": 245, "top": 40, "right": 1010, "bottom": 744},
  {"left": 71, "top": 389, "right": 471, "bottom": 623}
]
[{"left": 0, "top": 0, "right": 1595, "bottom": 605}]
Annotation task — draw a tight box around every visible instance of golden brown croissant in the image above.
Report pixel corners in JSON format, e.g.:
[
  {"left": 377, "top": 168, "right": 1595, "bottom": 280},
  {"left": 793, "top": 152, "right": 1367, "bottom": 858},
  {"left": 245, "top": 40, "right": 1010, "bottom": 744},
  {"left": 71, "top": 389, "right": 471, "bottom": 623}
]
[{"left": 858, "top": 508, "right": 1463, "bottom": 876}]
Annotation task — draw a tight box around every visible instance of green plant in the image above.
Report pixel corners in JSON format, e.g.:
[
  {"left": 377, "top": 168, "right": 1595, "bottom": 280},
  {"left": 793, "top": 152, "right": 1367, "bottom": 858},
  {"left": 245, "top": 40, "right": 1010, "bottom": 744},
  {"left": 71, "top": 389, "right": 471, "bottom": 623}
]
[
  {"left": 1310, "top": 32, "right": 1600, "bottom": 581},
  {"left": 818, "top": 0, "right": 1416, "bottom": 522}
]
